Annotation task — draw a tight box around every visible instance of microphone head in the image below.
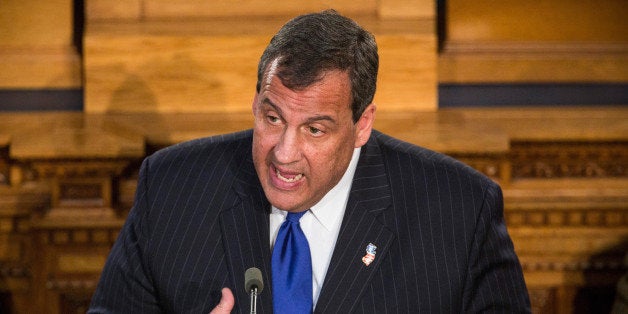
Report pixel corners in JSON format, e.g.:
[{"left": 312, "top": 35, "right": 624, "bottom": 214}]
[{"left": 244, "top": 267, "right": 264, "bottom": 293}]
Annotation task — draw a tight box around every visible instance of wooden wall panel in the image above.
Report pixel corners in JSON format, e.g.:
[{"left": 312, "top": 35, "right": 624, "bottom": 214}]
[
  {"left": 0, "top": 47, "right": 81, "bottom": 89},
  {"left": 84, "top": 17, "right": 437, "bottom": 113},
  {"left": 0, "top": 0, "right": 80, "bottom": 88},
  {"left": 439, "top": 55, "right": 628, "bottom": 83},
  {"left": 0, "top": 0, "right": 73, "bottom": 47},
  {"left": 379, "top": 0, "right": 434, "bottom": 19},
  {"left": 143, "top": 0, "right": 377, "bottom": 18},
  {"left": 85, "top": 0, "right": 142, "bottom": 21},
  {"left": 440, "top": 0, "right": 628, "bottom": 83},
  {"left": 447, "top": 0, "right": 627, "bottom": 43},
  {"left": 84, "top": 0, "right": 437, "bottom": 21},
  {"left": 376, "top": 34, "right": 436, "bottom": 112},
  {"left": 85, "top": 33, "right": 267, "bottom": 113}
]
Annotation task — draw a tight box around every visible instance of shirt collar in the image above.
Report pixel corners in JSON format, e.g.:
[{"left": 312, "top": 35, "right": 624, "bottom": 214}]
[{"left": 308, "top": 147, "right": 361, "bottom": 231}]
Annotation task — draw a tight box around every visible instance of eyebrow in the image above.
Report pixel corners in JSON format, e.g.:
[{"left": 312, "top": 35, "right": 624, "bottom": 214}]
[
  {"left": 262, "top": 98, "right": 282, "bottom": 116},
  {"left": 261, "top": 98, "right": 336, "bottom": 125}
]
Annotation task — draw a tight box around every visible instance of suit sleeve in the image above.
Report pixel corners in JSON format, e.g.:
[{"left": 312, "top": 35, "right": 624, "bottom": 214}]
[
  {"left": 463, "top": 182, "right": 531, "bottom": 313},
  {"left": 88, "top": 158, "right": 161, "bottom": 313}
]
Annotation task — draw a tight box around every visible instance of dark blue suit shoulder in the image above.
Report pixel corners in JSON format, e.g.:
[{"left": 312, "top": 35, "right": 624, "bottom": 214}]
[
  {"left": 146, "top": 129, "right": 253, "bottom": 169},
  {"left": 372, "top": 130, "right": 495, "bottom": 187}
]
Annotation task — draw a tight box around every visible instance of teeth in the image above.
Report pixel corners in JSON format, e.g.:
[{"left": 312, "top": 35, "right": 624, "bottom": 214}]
[{"left": 276, "top": 169, "right": 303, "bottom": 183}]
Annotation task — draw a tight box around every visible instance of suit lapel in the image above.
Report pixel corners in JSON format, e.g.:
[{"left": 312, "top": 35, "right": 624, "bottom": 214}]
[
  {"left": 315, "top": 135, "right": 394, "bottom": 313},
  {"left": 220, "top": 150, "right": 274, "bottom": 313}
]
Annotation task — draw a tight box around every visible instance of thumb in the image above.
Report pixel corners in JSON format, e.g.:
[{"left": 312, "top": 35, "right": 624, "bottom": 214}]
[{"left": 209, "top": 288, "right": 235, "bottom": 314}]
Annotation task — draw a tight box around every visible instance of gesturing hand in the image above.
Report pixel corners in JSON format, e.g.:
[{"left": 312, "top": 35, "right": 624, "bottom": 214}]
[{"left": 209, "top": 288, "right": 234, "bottom": 314}]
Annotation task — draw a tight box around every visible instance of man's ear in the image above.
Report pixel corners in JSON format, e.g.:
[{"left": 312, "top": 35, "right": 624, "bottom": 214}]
[
  {"left": 252, "top": 93, "right": 259, "bottom": 114},
  {"left": 354, "top": 103, "right": 376, "bottom": 148}
]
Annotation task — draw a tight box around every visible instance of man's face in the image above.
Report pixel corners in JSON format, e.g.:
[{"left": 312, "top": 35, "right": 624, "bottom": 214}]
[{"left": 252, "top": 62, "right": 375, "bottom": 212}]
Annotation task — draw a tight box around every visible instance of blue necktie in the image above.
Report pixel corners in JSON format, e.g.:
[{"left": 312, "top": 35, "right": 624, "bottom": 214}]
[{"left": 272, "top": 211, "right": 313, "bottom": 313}]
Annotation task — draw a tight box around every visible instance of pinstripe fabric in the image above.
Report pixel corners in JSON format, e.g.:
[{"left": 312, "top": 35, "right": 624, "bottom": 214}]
[{"left": 89, "top": 129, "right": 530, "bottom": 313}]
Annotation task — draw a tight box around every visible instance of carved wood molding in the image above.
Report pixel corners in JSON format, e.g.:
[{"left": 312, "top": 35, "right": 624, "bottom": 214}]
[
  {"left": 521, "top": 256, "right": 626, "bottom": 273},
  {"left": 451, "top": 154, "right": 508, "bottom": 181},
  {"left": 37, "top": 228, "right": 120, "bottom": 246},
  {"left": 506, "top": 208, "right": 626, "bottom": 228},
  {"left": 442, "top": 40, "right": 628, "bottom": 54},
  {"left": 46, "top": 278, "right": 98, "bottom": 291},
  {"left": 0, "top": 265, "right": 30, "bottom": 278},
  {"left": 27, "top": 159, "right": 136, "bottom": 219},
  {"left": 510, "top": 141, "right": 628, "bottom": 179},
  {"left": 30, "top": 160, "right": 131, "bottom": 179}
]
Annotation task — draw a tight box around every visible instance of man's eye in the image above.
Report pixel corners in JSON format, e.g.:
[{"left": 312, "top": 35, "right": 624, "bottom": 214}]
[
  {"left": 308, "top": 126, "right": 322, "bottom": 135},
  {"left": 267, "top": 115, "right": 280, "bottom": 123}
]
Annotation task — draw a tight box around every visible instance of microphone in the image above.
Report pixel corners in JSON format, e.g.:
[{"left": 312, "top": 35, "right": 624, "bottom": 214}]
[{"left": 245, "top": 267, "right": 264, "bottom": 314}]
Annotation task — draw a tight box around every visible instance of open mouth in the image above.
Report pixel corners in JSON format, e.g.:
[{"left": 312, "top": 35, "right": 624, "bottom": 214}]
[
  {"left": 271, "top": 163, "right": 304, "bottom": 185},
  {"left": 276, "top": 168, "right": 303, "bottom": 183}
]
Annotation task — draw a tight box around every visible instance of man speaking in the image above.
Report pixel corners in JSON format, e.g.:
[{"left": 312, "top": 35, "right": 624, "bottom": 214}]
[{"left": 88, "top": 10, "right": 530, "bottom": 313}]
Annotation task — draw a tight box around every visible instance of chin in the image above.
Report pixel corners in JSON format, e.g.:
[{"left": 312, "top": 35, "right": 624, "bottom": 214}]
[
  {"left": 268, "top": 196, "right": 301, "bottom": 212},
  {"left": 268, "top": 189, "right": 313, "bottom": 211}
]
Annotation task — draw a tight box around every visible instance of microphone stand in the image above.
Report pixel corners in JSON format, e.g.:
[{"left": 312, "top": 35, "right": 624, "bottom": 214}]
[{"left": 249, "top": 286, "right": 258, "bottom": 314}]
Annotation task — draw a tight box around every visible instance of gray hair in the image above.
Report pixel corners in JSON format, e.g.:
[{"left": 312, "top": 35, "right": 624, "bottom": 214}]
[{"left": 256, "top": 10, "right": 379, "bottom": 122}]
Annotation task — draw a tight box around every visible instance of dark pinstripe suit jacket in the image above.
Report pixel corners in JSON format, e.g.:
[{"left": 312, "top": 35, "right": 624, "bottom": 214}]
[{"left": 89, "top": 129, "right": 530, "bottom": 313}]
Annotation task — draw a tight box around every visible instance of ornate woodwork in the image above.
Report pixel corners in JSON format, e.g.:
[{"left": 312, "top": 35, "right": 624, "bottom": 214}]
[
  {"left": 27, "top": 156, "right": 136, "bottom": 312},
  {"left": 449, "top": 153, "right": 509, "bottom": 182},
  {"left": 0, "top": 109, "right": 626, "bottom": 313},
  {"left": 510, "top": 141, "right": 628, "bottom": 179},
  {"left": 0, "top": 121, "right": 143, "bottom": 313}
]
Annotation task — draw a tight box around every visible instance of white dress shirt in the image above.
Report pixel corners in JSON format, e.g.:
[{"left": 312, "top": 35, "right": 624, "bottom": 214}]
[{"left": 270, "top": 147, "right": 361, "bottom": 307}]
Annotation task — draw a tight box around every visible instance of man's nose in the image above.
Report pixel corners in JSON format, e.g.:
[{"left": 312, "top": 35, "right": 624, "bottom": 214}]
[{"left": 273, "top": 129, "right": 301, "bottom": 164}]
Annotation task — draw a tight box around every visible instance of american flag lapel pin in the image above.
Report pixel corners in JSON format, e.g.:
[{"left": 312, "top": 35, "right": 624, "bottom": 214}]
[{"left": 361, "top": 243, "right": 377, "bottom": 266}]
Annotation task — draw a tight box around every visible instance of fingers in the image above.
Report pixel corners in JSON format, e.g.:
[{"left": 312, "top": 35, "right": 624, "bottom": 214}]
[{"left": 209, "top": 288, "right": 235, "bottom": 314}]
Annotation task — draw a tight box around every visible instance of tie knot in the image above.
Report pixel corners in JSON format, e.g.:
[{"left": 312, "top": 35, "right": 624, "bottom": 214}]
[{"left": 286, "top": 211, "right": 307, "bottom": 223}]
